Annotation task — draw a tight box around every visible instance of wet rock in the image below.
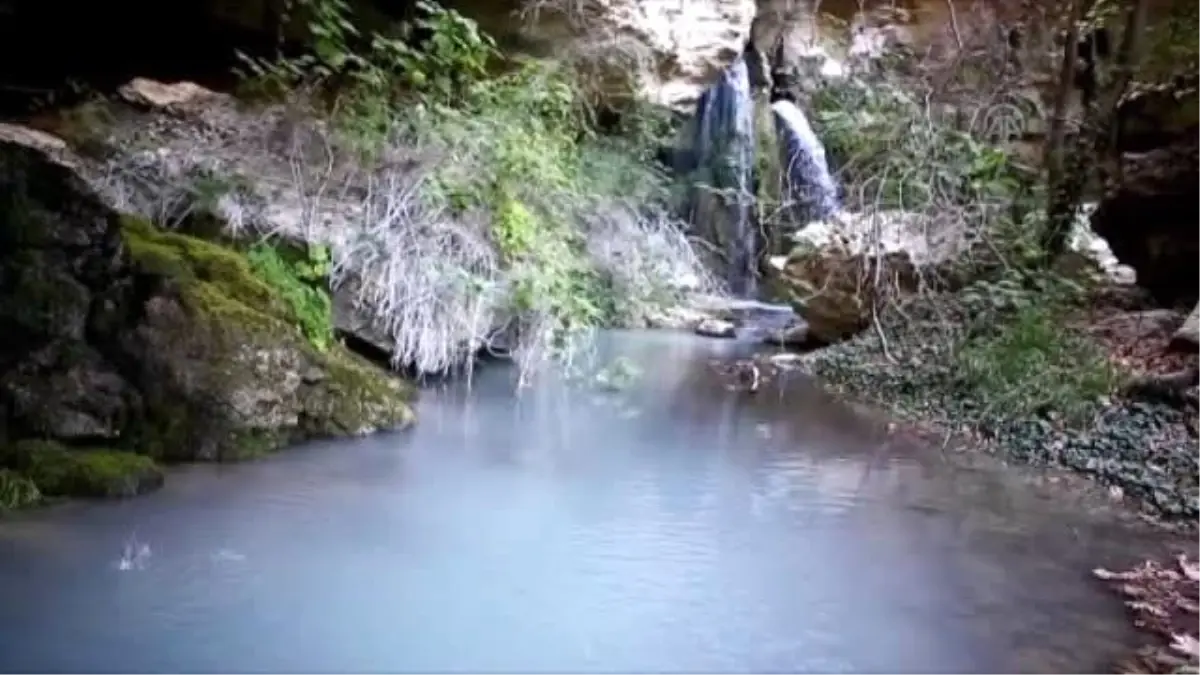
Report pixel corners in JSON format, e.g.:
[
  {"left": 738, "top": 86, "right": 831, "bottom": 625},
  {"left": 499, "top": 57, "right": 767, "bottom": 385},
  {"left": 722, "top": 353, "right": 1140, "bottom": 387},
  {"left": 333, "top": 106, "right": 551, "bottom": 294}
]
[
  {"left": 761, "top": 320, "right": 810, "bottom": 347},
  {"left": 0, "top": 135, "right": 414, "bottom": 496},
  {"left": 0, "top": 440, "right": 163, "bottom": 499},
  {"left": 1171, "top": 303, "right": 1199, "bottom": 353},
  {"left": 1090, "top": 133, "right": 1199, "bottom": 306},
  {"left": 644, "top": 305, "right": 713, "bottom": 330},
  {"left": 695, "top": 317, "right": 737, "bottom": 339}
]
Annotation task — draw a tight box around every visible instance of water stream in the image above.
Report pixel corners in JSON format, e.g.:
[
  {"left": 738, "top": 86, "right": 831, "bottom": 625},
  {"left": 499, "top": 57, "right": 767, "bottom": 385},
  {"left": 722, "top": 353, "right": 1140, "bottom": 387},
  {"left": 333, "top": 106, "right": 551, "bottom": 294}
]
[
  {"left": 0, "top": 331, "right": 1180, "bottom": 673},
  {"left": 683, "top": 55, "right": 842, "bottom": 299},
  {"left": 686, "top": 56, "right": 757, "bottom": 297},
  {"left": 773, "top": 99, "right": 842, "bottom": 225}
]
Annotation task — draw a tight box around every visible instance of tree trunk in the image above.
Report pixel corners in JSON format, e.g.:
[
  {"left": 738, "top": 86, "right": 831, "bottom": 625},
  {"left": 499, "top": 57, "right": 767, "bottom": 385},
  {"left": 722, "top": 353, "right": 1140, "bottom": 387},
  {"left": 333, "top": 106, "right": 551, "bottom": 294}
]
[
  {"left": 1041, "top": 0, "right": 1092, "bottom": 261},
  {"left": 1096, "top": 0, "right": 1148, "bottom": 189}
]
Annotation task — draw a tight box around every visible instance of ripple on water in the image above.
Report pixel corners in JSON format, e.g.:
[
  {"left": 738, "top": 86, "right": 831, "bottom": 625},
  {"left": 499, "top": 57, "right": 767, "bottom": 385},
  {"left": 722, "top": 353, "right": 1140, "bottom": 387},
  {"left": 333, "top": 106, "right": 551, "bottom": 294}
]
[{"left": 0, "top": 331, "right": 1183, "bottom": 674}]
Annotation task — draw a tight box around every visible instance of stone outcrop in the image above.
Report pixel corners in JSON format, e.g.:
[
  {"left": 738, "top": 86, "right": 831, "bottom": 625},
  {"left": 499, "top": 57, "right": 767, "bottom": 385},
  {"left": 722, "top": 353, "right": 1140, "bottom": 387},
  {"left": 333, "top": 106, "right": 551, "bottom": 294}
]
[
  {"left": 0, "top": 134, "right": 414, "bottom": 501},
  {"left": 456, "top": 0, "right": 763, "bottom": 110},
  {"left": 767, "top": 210, "right": 967, "bottom": 344},
  {"left": 1090, "top": 132, "right": 1199, "bottom": 306}
]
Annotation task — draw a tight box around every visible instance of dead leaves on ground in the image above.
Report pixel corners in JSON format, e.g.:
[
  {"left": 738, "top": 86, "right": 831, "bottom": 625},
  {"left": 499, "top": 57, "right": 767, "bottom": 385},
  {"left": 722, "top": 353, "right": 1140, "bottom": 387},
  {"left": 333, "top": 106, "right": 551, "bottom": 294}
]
[{"left": 1095, "top": 554, "right": 1200, "bottom": 674}]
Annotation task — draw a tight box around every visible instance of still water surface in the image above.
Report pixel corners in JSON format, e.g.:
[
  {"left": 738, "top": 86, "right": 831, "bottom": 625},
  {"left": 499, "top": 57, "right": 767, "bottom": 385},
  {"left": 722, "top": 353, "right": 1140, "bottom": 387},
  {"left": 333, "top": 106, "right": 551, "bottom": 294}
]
[{"left": 0, "top": 331, "right": 1176, "bottom": 673}]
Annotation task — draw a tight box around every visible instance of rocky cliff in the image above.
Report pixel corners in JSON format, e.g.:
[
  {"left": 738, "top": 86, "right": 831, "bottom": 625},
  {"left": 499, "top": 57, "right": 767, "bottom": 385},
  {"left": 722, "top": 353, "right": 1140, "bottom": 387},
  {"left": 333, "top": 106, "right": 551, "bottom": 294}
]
[{"left": 0, "top": 133, "right": 414, "bottom": 505}]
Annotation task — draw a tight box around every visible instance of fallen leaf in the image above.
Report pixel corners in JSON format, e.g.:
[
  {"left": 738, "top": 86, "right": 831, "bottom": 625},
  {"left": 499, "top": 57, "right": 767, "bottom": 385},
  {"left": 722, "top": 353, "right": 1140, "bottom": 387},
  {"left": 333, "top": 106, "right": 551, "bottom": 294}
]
[
  {"left": 1171, "top": 634, "right": 1200, "bottom": 659},
  {"left": 1179, "top": 556, "right": 1200, "bottom": 583}
]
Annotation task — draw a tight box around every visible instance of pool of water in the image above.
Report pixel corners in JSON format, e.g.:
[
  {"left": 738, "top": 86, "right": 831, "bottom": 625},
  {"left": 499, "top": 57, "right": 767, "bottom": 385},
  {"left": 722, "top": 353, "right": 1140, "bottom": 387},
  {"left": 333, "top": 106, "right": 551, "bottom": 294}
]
[{"left": 0, "top": 331, "right": 1177, "bottom": 673}]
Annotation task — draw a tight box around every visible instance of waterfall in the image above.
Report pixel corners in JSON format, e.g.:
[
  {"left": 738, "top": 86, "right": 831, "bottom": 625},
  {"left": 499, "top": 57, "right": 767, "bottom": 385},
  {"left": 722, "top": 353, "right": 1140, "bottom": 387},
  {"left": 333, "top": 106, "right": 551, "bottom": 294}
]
[
  {"left": 771, "top": 99, "right": 841, "bottom": 225},
  {"left": 685, "top": 56, "right": 757, "bottom": 297},
  {"left": 677, "top": 58, "right": 844, "bottom": 299}
]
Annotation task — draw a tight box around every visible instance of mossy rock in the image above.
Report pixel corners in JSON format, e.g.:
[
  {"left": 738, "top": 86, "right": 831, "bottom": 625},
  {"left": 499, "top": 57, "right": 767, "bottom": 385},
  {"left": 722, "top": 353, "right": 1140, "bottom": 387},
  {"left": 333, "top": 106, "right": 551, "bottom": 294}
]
[
  {"left": 118, "top": 216, "right": 415, "bottom": 461},
  {"left": 0, "top": 440, "right": 164, "bottom": 499},
  {"left": 0, "top": 469, "right": 42, "bottom": 510}
]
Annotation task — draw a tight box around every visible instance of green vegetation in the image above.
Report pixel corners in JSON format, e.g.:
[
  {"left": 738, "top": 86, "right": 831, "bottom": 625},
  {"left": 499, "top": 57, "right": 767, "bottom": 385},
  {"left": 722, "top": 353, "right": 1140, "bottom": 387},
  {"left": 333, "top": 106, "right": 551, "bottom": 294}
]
[
  {"left": 233, "top": 0, "right": 697, "bottom": 376},
  {"left": 0, "top": 469, "right": 42, "bottom": 510},
  {"left": 119, "top": 216, "right": 413, "bottom": 459},
  {"left": 809, "top": 76, "right": 1032, "bottom": 218},
  {"left": 0, "top": 440, "right": 164, "bottom": 499},
  {"left": 246, "top": 242, "right": 335, "bottom": 352},
  {"left": 955, "top": 278, "right": 1122, "bottom": 428}
]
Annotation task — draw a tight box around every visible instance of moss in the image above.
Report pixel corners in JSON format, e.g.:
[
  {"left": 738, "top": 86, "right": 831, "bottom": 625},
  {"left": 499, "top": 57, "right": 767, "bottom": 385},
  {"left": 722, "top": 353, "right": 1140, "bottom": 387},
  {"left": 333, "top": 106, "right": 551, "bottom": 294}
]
[
  {"left": 308, "top": 349, "right": 416, "bottom": 436},
  {"left": 118, "top": 215, "right": 415, "bottom": 458},
  {"left": 0, "top": 469, "right": 42, "bottom": 510},
  {"left": 0, "top": 440, "right": 165, "bottom": 498},
  {"left": 224, "top": 429, "right": 290, "bottom": 461},
  {"left": 121, "top": 398, "right": 195, "bottom": 462},
  {"left": 245, "top": 242, "right": 335, "bottom": 352},
  {"left": 121, "top": 215, "right": 284, "bottom": 317}
]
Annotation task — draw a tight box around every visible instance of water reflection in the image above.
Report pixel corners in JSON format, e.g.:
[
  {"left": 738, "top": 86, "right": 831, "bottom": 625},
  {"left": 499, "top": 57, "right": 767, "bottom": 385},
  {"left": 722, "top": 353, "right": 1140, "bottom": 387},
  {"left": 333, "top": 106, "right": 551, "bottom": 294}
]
[{"left": 0, "top": 330, "right": 1184, "bottom": 674}]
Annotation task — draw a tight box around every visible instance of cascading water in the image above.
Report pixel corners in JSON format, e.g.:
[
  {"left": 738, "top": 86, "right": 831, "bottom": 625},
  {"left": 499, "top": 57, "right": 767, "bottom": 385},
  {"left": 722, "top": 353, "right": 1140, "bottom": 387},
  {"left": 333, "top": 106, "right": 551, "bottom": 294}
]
[
  {"left": 771, "top": 99, "right": 842, "bottom": 225},
  {"left": 679, "top": 54, "right": 844, "bottom": 300},
  {"left": 685, "top": 56, "right": 757, "bottom": 297}
]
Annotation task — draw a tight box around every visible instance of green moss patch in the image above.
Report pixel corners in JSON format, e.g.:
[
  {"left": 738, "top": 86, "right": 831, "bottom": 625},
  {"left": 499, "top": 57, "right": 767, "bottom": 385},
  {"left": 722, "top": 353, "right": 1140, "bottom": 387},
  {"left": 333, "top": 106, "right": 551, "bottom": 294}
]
[
  {"left": 309, "top": 348, "right": 417, "bottom": 436},
  {"left": 120, "top": 215, "right": 285, "bottom": 320},
  {"left": 0, "top": 469, "right": 42, "bottom": 510},
  {"left": 118, "top": 215, "right": 415, "bottom": 459},
  {"left": 0, "top": 440, "right": 164, "bottom": 499}
]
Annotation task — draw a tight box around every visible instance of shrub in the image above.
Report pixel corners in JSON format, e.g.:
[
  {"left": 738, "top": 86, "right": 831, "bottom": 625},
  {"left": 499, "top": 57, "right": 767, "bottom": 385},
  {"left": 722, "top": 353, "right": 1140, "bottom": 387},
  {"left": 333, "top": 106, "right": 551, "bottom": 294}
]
[
  {"left": 808, "top": 75, "right": 1029, "bottom": 217},
  {"left": 0, "top": 469, "right": 41, "bottom": 510},
  {"left": 246, "top": 242, "right": 335, "bottom": 353},
  {"left": 953, "top": 271, "right": 1121, "bottom": 428},
  {"left": 222, "top": 0, "right": 714, "bottom": 382}
]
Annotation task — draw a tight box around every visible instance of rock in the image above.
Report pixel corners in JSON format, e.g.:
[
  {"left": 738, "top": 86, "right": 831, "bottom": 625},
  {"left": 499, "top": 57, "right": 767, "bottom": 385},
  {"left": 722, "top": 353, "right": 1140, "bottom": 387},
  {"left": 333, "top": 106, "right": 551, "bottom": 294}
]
[
  {"left": 1057, "top": 203, "right": 1137, "bottom": 285},
  {"left": 117, "top": 216, "right": 415, "bottom": 460},
  {"left": 768, "top": 209, "right": 967, "bottom": 344},
  {"left": 1171, "top": 303, "right": 1200, "bottom": 353},
  {"left": 0, "top": 440, "right": 164, "bottom": 499},
  {"left": 645, "top": 305, "right": 712, "bottom": 330},
  {"left": 462, "top": 0, "right": 761, "bottom": 110},
  {"left": 1090, "top": 133, "right": 1199, "bottom": 305},
  {"left": 695, "top": 317, "right": 737, "bottom": 338},
  {"left": 118, "top": 78, "right": 229, "bottom": 112},
  {"left": 0, "top": 136, "right": 415, "bottom": 495},
  {"left": 0, "top": 123, "right": 72, "bottom": 159},
  {"left": 761, "top": 320, "right": 810, "bottom": 347}
]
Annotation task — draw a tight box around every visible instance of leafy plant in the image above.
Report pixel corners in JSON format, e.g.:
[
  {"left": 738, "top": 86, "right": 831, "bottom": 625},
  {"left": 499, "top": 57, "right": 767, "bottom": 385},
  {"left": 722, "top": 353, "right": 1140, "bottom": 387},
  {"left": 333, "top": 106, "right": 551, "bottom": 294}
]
[
  {"left": 246, "top": 242, "right": 335, "bottom": 352},
  {"left": 810, "top": 77, "right": 1026, "bottom": 213},
  {"left": 229, "top": 0, "right": 700, "bottom": 379},
  {"left": 0, "top": 469, "right": 41, "bottom": 511},
  {"left": 955, "top": 302, "right": 1121, "bottom": 427}
]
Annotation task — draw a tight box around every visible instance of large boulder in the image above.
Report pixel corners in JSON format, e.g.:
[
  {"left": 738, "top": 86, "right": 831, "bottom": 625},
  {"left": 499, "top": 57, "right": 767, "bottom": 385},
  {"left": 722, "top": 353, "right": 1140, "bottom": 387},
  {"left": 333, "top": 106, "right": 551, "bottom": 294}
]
[
  {"left": 767, "top": 209, "right": 967, "bottom": 344},
  {"left": 0, "top": 135, "right": 414, "bottom": 498},
  {"left": 1090, "top": 132, "right": 1199, "bottom": 306}
]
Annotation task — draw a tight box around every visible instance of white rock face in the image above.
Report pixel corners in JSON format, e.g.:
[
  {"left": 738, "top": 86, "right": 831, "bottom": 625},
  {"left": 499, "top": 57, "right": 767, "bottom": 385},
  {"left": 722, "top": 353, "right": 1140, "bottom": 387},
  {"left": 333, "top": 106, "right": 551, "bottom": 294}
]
[
  {"left": 630, "top": 0, "right": 760, "bottom": 108},
  {"left": 546, "top": 0, "right": 762, "bottom": 109},
  {"left": 458, "top": 0, "right": 762, "bottom": 110}
]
